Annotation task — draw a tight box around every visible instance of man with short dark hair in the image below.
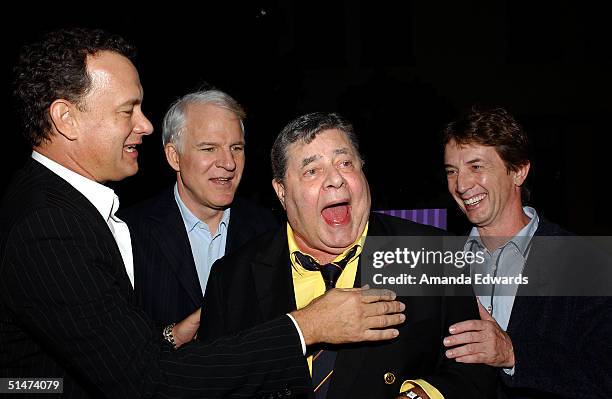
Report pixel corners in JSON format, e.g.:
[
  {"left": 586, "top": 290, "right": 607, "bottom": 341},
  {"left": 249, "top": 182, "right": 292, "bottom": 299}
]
[
  {"left": 0, "top": 28, "right": 407, "bottom": 398},
  {"left": 442, "top": 107, "right": 612, "bottom": 398},
  {"left": 120, "top": 89, "right": 277, "bottom": 327},
  {"left": 200, "top": 112, "right": 497, "bottom": 399}
]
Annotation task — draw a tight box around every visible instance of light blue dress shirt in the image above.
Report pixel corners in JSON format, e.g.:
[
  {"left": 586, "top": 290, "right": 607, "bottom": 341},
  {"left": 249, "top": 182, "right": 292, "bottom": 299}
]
[
  {"left": 465, "top": 206, "right": 539, "bottom": 332},
  {"left": 174, "top": 184, "right": 230, "bottom": 297}
]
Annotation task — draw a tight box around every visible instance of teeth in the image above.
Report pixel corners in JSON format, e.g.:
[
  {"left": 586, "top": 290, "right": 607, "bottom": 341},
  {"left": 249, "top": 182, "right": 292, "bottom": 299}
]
[
  {"left": 464, "top": 194, "right": 486, "bottom": 206},
  {"left": 125, "top": 145, "right": 136, "bottom": 153}
]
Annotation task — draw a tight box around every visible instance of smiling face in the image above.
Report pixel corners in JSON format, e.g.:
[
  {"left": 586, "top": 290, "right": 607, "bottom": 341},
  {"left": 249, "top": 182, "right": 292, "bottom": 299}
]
[
  {"left": 444, "top": 139, "right": 529, "bottom": 235},
  {"left": 72, "top": 51, "right": 153, "bottom": 182},
  {"left": 273, "top": 129, "right": 370, "bottom": 261},
  {"left": 165, "top": 102, "right": 245, "bottom": 220}
]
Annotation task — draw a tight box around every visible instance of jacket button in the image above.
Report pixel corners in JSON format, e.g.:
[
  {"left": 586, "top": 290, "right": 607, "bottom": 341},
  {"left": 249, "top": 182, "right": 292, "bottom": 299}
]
[{"left": 384, "top": 372, "right": 396, "bottom": 385}]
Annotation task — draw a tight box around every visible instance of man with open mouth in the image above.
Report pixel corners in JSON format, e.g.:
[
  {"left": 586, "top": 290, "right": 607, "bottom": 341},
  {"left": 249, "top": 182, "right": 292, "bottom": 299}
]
[{"left": 199, "top": 112, "right": 497, "bottom": 399}]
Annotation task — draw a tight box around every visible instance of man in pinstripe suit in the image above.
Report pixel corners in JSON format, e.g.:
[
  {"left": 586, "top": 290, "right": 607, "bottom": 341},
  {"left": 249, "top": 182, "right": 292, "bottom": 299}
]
[{"left": 0, "top": 28, "right": 406, "bottom": 398}]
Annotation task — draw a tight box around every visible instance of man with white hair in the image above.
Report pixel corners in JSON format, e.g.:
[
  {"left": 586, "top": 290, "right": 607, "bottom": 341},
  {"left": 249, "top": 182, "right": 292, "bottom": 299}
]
[{"left": 121, "top": 89, "right": 277, "bottom": 327}]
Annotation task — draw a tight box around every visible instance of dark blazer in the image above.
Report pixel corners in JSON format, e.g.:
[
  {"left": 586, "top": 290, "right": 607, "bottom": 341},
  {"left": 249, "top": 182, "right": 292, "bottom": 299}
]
[
  {"left": 500, "top": 219, "right": 612, "bottom": 399},
  {"left": 0, "top": 159, "right": 309, "bottom": 398},
  {"left": 119, "top": 186, "right": 278, "bottom": 325},
  {"left": 199, "top": 212, "right": 497, "bottom": 399}
]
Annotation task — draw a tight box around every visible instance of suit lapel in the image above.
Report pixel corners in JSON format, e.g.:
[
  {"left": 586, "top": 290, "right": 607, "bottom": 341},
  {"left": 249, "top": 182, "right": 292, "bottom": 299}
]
[
  {"left": 326, "top": 263, "right": 368, "bottom": 399},
  {"left": 33, "top": 161, "right": 134, "bottom": 297},
  {"left": 149, "top": 189, "right": 203, "bottom": 307},
  {"left": 507, "top": 222, "right": 551, "bottom": 333},
  {"left": 226, "top": 198, "right": 254, "bottom": 253},
  {"left": 327, "top": 214, "right": 390, "bottom": 398},
  {"left": 250, "top": 227, "right": 297, "bottom": 321}
]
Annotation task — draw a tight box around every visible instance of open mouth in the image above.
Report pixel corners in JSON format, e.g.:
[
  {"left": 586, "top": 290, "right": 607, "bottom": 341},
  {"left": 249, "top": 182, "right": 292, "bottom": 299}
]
[
  {"left": 124, "top": 144, "right": 138, "bottom": 153},
  {"left": 210, "top": 177, "right": 233, "bottom": 185},
  {"left": 463, "top": 193, "right": 486, "bottom": 207},
  {"left": 321, "top": 201, "right": 351, "bottom": 225}
]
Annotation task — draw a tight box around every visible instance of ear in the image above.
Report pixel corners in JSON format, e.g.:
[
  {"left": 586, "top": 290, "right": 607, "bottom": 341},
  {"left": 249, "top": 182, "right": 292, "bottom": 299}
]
[
  {"left": 513, "top": 161, "right": 530, "bottom": 187},
  {"left": 49, "top": 99, "right": 78, "bottom": 140},
  {"left": 272, "top": 179, "right": 286, "bottom": 209},
  {"left": 164, "top": 143, "right": 181, "bottom": 173}
]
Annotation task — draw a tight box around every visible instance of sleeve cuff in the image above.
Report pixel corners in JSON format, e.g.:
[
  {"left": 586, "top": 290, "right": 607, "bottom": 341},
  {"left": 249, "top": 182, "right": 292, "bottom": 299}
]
[
  {"left": 400, "top": 379, "right": 445, "bottom": 399},
  {"left": 286, "top": 313, "right": 306, "bottom": 355}
]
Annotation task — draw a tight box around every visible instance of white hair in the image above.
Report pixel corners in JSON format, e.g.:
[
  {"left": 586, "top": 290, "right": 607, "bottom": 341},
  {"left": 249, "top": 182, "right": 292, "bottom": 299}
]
[{"left": 162, "top": 89, "right": 245, "bottom": 151}]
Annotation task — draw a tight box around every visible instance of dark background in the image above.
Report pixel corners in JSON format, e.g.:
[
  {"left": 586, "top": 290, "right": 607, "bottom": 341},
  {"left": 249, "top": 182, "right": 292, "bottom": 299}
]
[{"left": 2, "top": 1, "right": 611, "bottom": 234}]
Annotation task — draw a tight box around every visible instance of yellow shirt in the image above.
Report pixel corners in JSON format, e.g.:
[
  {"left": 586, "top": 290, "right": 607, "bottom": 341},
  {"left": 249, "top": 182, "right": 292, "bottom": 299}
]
[{"left": 286, "top": 223, "right": 443, "bottom": 399}]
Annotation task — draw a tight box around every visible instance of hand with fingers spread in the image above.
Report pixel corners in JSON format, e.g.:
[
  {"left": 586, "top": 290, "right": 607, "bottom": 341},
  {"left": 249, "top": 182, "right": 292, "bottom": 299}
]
[
  {"left": 443, "top": 299, "right": 515, "bottom": 368},
  {"left": 290, "top": 285, "right": 406, "bottom": 345}
]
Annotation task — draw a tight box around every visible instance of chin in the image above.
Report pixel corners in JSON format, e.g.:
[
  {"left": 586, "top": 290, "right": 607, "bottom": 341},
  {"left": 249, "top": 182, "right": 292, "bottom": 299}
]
[
  {"left": 124, "top": 169, "right": 139, "bottom": 179},
  {"left": 216, "top": 195, "right": 236, "bottom": 206},
  {"left": 322, "top": 234, "right": 357, "bottom": 249}
]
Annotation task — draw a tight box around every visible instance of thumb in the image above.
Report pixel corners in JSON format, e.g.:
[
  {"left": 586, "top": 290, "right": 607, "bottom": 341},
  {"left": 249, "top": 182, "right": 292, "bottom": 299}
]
[
  {"left": 189, "top": 308, "right": 202, "bottom": 323},
  {"left": 477, "top": 298, "right": 494, "bottom": 321}
]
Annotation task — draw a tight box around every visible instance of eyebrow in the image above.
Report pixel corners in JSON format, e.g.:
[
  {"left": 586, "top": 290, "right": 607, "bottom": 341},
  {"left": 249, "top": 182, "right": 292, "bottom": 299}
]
[
  {"left": 195, "top": 141, "right": 219, "bottom": 147},
  {"left": 333, "top": 148, "right": 350, "bottom": 156},
  {"left": 301, "top": 155, "right": 321, "bottom": 168},
  {"left": 195, "top": 140, "right": 246, "bottom": 147},
  {"left": 444, "top": 158, "right": 486, "bottom": 168},
  {"left": 117, "top": 98, "right": 142, "bottom": 108}
]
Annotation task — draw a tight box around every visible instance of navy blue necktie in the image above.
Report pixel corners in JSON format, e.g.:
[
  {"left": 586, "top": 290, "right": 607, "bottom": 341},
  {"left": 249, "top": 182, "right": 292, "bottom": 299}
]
[{"left": 293, "top": 246, "right": 359, "bottom": 398}]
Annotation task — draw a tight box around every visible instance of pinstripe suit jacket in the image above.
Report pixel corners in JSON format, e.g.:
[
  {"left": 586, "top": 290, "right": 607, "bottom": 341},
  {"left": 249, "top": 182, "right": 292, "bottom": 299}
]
[{"left": 0, "top": 159, "right": 309, "bottom": 398}]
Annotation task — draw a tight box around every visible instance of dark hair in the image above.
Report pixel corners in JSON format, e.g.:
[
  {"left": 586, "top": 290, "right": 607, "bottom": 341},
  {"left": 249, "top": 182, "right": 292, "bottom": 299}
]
[
  {"left": 271, "top": 112, "right": 362, "bottom": 183},
  {"left": 442, "top": 106, "right": 530, "bottom": 172},
  {"left": 13, "top": 28, "right": 136, "bottom": 147}
]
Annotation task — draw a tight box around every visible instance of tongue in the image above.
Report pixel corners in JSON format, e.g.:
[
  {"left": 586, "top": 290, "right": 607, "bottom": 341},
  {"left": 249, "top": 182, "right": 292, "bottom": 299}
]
[{"left": 322, "top": 205, "right": 349, "bottom": 225}]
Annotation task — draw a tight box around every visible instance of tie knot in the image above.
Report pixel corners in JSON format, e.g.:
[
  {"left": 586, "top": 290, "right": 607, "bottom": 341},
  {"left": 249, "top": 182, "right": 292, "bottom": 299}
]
[{"left": 294, "top": 245, "right": 359, "bottom": 290}]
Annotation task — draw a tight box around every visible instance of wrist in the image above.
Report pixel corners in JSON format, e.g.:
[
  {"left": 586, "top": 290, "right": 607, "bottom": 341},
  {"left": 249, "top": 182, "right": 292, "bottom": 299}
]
[
  {"left": 503, "top": 343, "right": 515, "bottom": 368},
  {"left": 162, "top": 323, "right": 177, "bottom": 349},
  {"left": 290, "top": 309, "right": 317, "bottom": 346}
]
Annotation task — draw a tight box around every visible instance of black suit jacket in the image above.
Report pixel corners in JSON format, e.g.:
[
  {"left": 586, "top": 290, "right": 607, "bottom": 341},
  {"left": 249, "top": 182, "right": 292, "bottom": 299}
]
[
  {"left": 0, "top": 159, "right": 309, "bottom": 398},
  {"left": 199, "top": 212, "right": 497, "bottom": 399},
  {"left": 499, "top": 219, "right": 612, "bottom": 399},
  {"left": 119, "top": 186, "right": 278, "bottom": 325}
]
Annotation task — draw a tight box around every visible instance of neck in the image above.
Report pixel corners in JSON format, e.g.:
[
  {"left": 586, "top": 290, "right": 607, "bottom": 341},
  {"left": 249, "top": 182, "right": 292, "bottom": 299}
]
[
  {"left": 477, "top": 206, "right": 530, "bottom": 250},
  {"left": 176, "top": 183, "right": 224, "bottom": 234},
  {"left": 293, "top": 233, "right": 343, "bottom": 264},
  {"left": 35, "top": 144, "right": 100, "bottom": 182}
]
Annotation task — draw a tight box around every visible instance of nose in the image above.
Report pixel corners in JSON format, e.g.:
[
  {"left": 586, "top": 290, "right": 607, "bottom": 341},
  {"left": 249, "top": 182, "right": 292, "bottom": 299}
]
[
  {"left": 455, "top": 169, "right": 473, "bottom": 195},
  {"left": 215, "top": 148, "right": 236, "bottom": 171},
  {"left": 323, "top": 166, "right": 345, "bottom": 190},
  {"left": 134, "top": 109, "right": 154, "bottom": 136}
]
